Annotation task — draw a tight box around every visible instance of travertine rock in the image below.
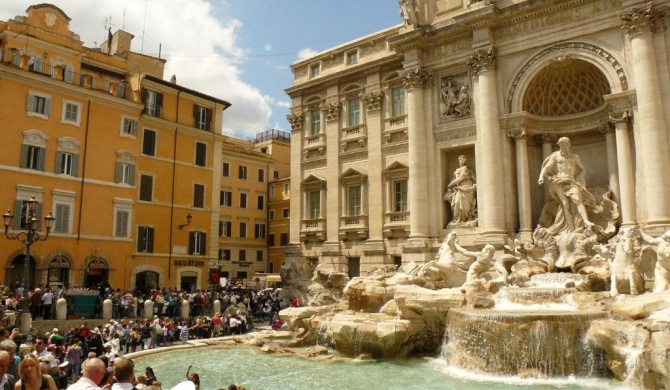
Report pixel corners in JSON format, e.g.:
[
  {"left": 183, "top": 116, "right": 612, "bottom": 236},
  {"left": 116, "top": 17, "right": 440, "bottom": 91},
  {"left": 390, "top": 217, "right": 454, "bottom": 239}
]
[{"left": 611, "top": 290, "right": 670, "bottom": 320}]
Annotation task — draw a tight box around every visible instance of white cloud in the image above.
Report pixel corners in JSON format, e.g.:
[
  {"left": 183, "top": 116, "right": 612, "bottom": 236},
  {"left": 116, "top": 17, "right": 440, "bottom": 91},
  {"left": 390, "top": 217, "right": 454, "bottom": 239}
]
[
  {"left": 263, "top": 95, "right": 291, "bottom": 109},
  {"left": 0, "top": 0, "right": 272, "bottom": 134},
  {"left": 297, "top": 48, "right": 318, "bottom": 60}
]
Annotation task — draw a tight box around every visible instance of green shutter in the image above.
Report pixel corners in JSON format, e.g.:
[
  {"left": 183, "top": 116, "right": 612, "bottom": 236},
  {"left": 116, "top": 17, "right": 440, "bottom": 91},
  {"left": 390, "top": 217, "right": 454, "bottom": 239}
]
[
  {"left": 132, "top": 120, "right": 139, "bottom": 136},
  {"left": 115, "top": 163, "right": 123, "bottom": 183},
  {"left": 71, "top": 154, "right": 79, "bottom": 177},
  {"left": 188, "top": 232, "right": 195, "bottom": 255},
  {"left": 34, "top": 203, "right": 43, "bottom": 231},
  {"left": 13, "top": 200, "right": 23, "bottom": 230},
  {"left": 26, "top": 93, "right": 35, "bottom": 112},
  {"left": 20, "top": 144, "right": 29, "bottom": 168},
  {"left": 147, "top": 227, "right": 154, "bottom": 253},
  {"left": 128, "top": 164, "right": 136, "bottom": 186},
  {"left": 201, "top": 233, "right": 207, "bottom": 254},
  {"left": 193, "top": 105, "right": 199, "bottom": 126},
  {"left": 205, "top": 108, "right": 212, "bottom": 131},
  {"left": 44, "top": 98, "right": 52, "bottom": 116},
  {"left": 156, "top": 93, "right": 163, "bottom": 117},
  {"left": 55, "top": 152, "right": 63, "bottom": 174},
  {"left": 37, "top": 147, "right": 46, "bottom": 171},
  {"left": 141, "top": 89, "right": 148, "bottom": 114}
]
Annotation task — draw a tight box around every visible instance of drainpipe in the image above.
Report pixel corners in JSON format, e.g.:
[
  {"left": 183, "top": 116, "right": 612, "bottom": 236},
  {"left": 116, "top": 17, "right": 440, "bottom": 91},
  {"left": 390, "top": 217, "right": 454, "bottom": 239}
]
[
  {"left": 77, "top": 100, "right": 92, "bottom": 241},
  {"left": 167, "top": 91, "right": 182, "bottom": 284}
]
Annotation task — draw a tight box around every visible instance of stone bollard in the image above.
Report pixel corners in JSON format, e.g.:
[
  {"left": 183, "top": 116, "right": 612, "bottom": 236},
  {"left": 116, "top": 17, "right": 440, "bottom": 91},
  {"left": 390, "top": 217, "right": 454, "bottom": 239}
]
[
  {"left": 19, "top": 311, "right": 31, "bottom": 334},
  {"left": 4, "top": 312, "right": 15, "bottom": 327},
  {"left": 103, "top": 299, "right": 113, "bottom": 320},
  {"left": 144, "top": 300, "right": 154, "bottom": 319},
  {"left": 56, "top": 298, "right": 67, "bottom": 320},
  {"left": 213, "top": 300, "right": 221, "bottom": 315},
  {"left": 181, "top": 300, "right": 190, "bottom": 319}
]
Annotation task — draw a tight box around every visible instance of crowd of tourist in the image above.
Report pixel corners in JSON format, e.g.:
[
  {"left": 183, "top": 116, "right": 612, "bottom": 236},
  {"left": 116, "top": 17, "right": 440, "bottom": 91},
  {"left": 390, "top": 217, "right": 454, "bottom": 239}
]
[{"left": 0, "top": 282, "right": 295, "bottom": 389}]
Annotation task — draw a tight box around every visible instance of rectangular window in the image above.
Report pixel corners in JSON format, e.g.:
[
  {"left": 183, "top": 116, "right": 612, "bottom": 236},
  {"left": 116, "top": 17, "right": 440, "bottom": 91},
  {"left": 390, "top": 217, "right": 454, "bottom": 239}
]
[
  {"left": 221, "top": 249, "right": 231, "bottom": 261},
  {"left": 220, "top": 191, "right": 232, "bottom": 207},
  {"left": 282, "top": 208, "right": 290, "bottom": 218},
  {"left": 55, "top": 152, "right": 78, "bottom": 176},
  {"left": 308, "top": 190, "right": 320, "bottom": 219},
  {"left": 114, "top": 210, "right": 130, "bottom": 238},
  {"left": 218, "top": 221, "right": 223, "bottom": 237},
  {"left": 258, "top": 168, "right": 265, "bottom": 182},
  {"left": 115, "top": 163, "right": 135, "bottom": 186},
  {"left": 137, "top": 226, "right": 155, "bottom": 253},
  {"left": 270, "top": 185, "right": 276, "bottom": 198},
  {"left": 280, "top": 232, "right": 289, "bottom": 246},
  {"left": 21, "top": 145, "right": 45, "bottom": 171},
  {"left": 309, "top": 110, "right": 320, "bottom": 136},
  {"left": 139, "top": 175, "right": 154, "bottom": 201},
  {"left": 194, "top": 105, "right": 212, "bottom": 131},
  {"left": 273, "top": 171, "right": 279, "bottom": 179},
  {"left": 348, "top": 98, "right": 360, "bottom": 126},
  {"left": 347, "top": 51, "right": 358, "bottom": 65},
  {"left": 239, "top": 165, "right": 248, "bottom": 179},
  {"left": 257, "top": 195, "right": 264, "bottom": 211},
  {"left": 393, "top": 179, "right": 408, "bottom": 212},
  {"left": 121, "top": 117, "right": 139, "bottom": 136},
  {"left": 53, "top": 203, "right": 71, "bottom": 234},
  {"left": 255, "top": 223, "right": 266, "bottom": 239},
  {"left": 188, "top": 231, "right": 206, "bottom": 255},
  {"left": 311, "top": 64, "right": 320, "bottom": 77},
  {"left": 269, "top": 210, "right": 275, "bottom": 220},
  {"left": 348, "top": 257, "right": 361, "bottom": 278},
  {"left": 193, "top": 184, "right": 205, "bottom": 208},
  {"left": 143, "top": 89, "right": 162, "bottom": 117},
  {"left": 239, "top": 222, "right": 247, "bottom": 238},
  {"left": 222, "top": 162, "right": 230, "bottom": 177},
  {"left": 63, "top": 101, "right": 80, "bottom": 124},
  {"left": 240, "top": 193, "right": 248, "bottom": 209},
  {"left": 221, "top": 221, "right": 232, "bottom": 237},
  {"left": 13, "top": 200, "right": 43, "bottom": 230},
  {"left": 195, "top": 142, "right": 207, "bottom": 167},
  {"left": 348, "top": 185, "right": 362, "bottom": 216},
  {"left": 268, "top": 233, "right": 275, "bottom": 247},
  {"left": 142, "top": 129, "right": 157, "bottom": 156},
  {"left": 391, "top": 87, "right": 405, "bottom": 117},
  {"left": 283, "top": 183, "right": 290, "bottom": 195},
  {"left": 256, "top": 250, "right": 263, "bottom": 262},
  {"left": 26, "top": 92, "right": 51, "bottom": 116},
  {"left": 239, "top": 250, "right": 246, "bottom": 262}
]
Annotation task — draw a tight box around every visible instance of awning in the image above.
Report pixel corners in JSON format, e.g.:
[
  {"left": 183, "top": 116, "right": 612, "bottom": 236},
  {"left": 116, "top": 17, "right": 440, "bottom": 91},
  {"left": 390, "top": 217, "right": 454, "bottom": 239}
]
[{"left": 266, "top": 274, "right": 282, "bottom": 282}]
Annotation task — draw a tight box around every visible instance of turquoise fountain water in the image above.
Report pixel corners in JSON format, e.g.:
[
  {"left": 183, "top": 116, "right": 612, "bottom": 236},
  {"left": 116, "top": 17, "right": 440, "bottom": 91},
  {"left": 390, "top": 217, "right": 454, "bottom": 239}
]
[{"left": 133, "top": 346, "right": 623, "bottom": 389}]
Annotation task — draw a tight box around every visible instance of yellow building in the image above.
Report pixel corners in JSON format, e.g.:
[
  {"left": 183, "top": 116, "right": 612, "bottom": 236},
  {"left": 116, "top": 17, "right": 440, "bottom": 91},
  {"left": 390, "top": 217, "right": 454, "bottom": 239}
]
[
  {"left": 218, "top": 130, "right": 290, "bottom": 281},
  {"left": 0, "top": 4, "right": 229, "bottom": 291}
]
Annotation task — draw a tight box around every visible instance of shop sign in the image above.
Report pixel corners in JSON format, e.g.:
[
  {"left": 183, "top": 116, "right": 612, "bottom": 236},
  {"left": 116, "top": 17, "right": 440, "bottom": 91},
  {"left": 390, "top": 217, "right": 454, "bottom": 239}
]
[
  {"left": 174, "top": 259, "right": 205, "bottom": 267},
  {"left": 87, "top": 258, "right": 108, "bottom": 269},
  {"left": 49, "top": 257, "right": 70, "bottom": 269}
]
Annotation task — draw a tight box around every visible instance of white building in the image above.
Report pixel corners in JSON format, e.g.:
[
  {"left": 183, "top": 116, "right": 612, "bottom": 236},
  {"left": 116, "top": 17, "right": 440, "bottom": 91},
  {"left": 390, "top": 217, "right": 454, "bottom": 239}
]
[{"left": 285, "top": 0, "right": 670, "bottom": 277}]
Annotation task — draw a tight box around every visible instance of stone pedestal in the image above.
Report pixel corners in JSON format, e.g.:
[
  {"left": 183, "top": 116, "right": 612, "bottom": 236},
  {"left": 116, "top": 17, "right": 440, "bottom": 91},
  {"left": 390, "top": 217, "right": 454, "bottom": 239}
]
[
  {"left": 56, "top": 298, "right": 67, "bottom": 320},
  {"left": 102, "top": 299, "right": 112, "bottom": 321},
  {"left": 181, "top": 300, "right": 190, "bottom": 319},
  {"left": 213, "top": 300, "right": 221, "bottom": 315},
  {"left": 144, "top": 300, "right": 153, "bottom": 319}
]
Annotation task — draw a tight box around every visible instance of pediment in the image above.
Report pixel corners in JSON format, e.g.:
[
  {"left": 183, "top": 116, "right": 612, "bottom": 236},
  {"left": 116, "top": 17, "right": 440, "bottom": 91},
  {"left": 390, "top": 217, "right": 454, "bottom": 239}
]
[{"left": 302, "top": 174, "right": 325, "bottom": 185}]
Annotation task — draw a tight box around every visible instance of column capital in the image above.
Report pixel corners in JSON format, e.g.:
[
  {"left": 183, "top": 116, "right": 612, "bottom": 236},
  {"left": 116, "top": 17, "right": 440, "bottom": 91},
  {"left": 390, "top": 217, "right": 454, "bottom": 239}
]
[
  {"left": 401, "top": 66, "right": 433, "bottom": 90},
  {"left": 287, "top": 113, "right": 304, "bottom": 131},
  {"left": 508, "top": 128, "right": 528, "bottom": 141},
  {"left": 609, "top": 110, "right": 632, "bottom": 124},
  {"left": 598, "top": 122, "right": 615, "bottom": 134},
  {"left": 540, "top": 133, "right": 556, "bottom": 144},
  {"left": 621, "top": 2, "right": 665, "bottom": 37},
  {"left": 362, "top": 91, "right": 383, "bottom": 111},
  {"left": 324, "top": 102, "right": 341, "bottom": 121},
  {"left": 467, "top": 47, "right": 497, "bottom": 77}
]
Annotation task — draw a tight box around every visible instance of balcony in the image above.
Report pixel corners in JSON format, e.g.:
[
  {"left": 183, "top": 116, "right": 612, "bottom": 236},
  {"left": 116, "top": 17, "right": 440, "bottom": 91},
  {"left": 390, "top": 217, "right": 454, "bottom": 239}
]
[
  {"left": 300, "top": 218, "right": 326, "bottom": 241},
  {"left": 339, "top": 215, "right": 368, "bottom": 240},
  {"left": 305, "top": 133, "right": 326, "bottom": 148},
  {"left": 0, "top": 50, "right": 132, "bottom": 100},
  {"left": 383, "top": 114, "right": 409, "bottom": 144},
  {"left": 383, "top": 211, "right": 410, "bottom": 238}
]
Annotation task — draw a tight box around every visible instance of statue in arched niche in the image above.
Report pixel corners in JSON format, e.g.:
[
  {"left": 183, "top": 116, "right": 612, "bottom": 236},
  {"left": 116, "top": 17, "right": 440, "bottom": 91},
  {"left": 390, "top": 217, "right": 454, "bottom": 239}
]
[{"left": 445, "top": 155, "right": 477, "bottom": 226}]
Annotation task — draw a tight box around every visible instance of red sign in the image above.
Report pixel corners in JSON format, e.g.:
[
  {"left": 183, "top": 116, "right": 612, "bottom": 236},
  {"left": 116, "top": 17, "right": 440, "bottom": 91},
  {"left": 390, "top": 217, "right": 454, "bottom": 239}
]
[{"left": 209, "top": 269, "right": 220, "bottom": 284}]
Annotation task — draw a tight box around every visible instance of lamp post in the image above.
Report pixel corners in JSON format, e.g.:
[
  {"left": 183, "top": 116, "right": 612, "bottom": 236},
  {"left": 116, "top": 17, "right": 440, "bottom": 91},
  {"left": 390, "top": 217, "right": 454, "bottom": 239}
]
[{"left": 3, "top": 197, "right": 55, "bottom": 333}]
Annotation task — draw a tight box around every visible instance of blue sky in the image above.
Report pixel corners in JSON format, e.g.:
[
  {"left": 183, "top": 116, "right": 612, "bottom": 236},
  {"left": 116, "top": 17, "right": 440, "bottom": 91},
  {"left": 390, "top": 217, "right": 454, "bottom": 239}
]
[{"left": 1, "top": 1, "right": 400, "bottom": 138}]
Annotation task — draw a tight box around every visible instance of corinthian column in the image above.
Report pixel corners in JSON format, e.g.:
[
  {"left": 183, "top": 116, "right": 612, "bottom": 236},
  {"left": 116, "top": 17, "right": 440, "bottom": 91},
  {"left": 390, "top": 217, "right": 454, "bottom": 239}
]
[
  {"left": 510, "top": 129, "right": 532, "bottom": 233},
  {"left": 401, "top": 67, "right": 432, "bottom": 239},
  {"left": 467, "top": 48, "right": 505, "bottom": 234},
  {"left": 610, "top": 111, "right": 637, "bottom": 225},
  {"left": 621, "top": 4, "right": 670, "bottom": 225}
]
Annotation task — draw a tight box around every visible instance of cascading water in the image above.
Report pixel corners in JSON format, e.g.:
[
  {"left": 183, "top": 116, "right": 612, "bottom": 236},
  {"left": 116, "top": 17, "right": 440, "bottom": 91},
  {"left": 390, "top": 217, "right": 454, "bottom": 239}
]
[{"left": 443, "top": 308, "right": 610, "bottom": 378}]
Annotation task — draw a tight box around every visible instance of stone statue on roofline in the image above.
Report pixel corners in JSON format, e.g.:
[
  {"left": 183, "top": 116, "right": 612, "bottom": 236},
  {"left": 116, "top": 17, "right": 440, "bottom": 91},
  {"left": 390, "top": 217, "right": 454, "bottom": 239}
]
[{"left": 398, "top": 0, "right": 418, "bottom": 27}]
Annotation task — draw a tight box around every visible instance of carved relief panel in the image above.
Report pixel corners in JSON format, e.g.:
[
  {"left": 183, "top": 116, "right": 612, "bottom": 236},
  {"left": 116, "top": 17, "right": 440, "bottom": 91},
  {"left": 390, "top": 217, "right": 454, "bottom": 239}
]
[{"left": 438, "top": 75, "right": 472, "bottom": 122}]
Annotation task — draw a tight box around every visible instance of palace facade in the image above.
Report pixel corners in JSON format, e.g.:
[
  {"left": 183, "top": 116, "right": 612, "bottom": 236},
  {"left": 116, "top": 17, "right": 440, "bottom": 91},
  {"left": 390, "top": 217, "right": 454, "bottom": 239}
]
[{"left": 285, "top": 0, "right": 670, "bottom": 276}]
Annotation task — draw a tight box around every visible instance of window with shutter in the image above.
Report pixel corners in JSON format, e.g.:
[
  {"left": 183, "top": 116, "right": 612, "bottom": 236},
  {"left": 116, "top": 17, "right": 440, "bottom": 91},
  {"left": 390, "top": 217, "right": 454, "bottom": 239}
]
[
  {"left": 137, "top": 226, "right": 154, "bottom": 252},
  {"left": 142, "top": 129, "right": 156, "bottom": 156},
  {"left": 54, "top": 204, "right": 71, "bottom": 234},
  {"left": 257, "top": 195, "right": 264, "bottom": 210},
  {"left": 222, "top": 162, "right": 230, "bottom": 177},
  {"left": 239, "top": 193, "right": 247, "bottom": 209},
  {"left": 193, "top": 184, "right": 205, "bottom": 208},
  {"left": 114, "top": 210, "right": 129, "bottom": 237},
  {"left": 195, "top": 142, "right": 207, "bottom": 166},
  {"left": 239, "top": 222, "right": 247, "bottom": 238},
  {"left": 139, "top": 175, "right": 154, "bottom": 201},
  {"left": 239, "top": 166, "right": 247, "bottom": 179}
]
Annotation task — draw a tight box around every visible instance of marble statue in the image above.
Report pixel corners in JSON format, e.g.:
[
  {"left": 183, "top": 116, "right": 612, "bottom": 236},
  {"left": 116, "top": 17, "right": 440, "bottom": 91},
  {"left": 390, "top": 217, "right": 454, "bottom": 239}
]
[
  {"left": 417, "top": 233, "right": 469, "bottom": 285},
  {"left": 638, "top": 229, "right": 670, "bottom": 292},
  {"left": 444, "top": 155, "right": 477, "bottom": 225},
  {"left": 458, "top": 244, "right": 496, "bottom": 286},
  {"left": 441, "top": 79, "right": 471, "bottom": 117},
  {"left": 441, "top": 78, "right": 458, "bottom": 116},
  {"left": 453, "top": 86, "right": 471, "bottom": 116},
  {"left": 538, "top": 137, "right": 597, "bottom": 234},
  {"left": 398, "top": 0, "right": 418, "bottom": 27},
  {"left": 609, "top": 226, "right": 644, "bottom": 297}
]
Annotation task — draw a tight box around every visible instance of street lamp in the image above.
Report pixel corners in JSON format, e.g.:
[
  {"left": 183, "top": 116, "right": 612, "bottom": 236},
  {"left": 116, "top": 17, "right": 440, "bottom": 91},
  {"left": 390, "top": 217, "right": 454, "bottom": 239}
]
[
  {"left": 178, "top": 212, "right": 193, "bottom": 229},
  {"left": 3, "top": 197, "right": 55, "bottom": 332}
]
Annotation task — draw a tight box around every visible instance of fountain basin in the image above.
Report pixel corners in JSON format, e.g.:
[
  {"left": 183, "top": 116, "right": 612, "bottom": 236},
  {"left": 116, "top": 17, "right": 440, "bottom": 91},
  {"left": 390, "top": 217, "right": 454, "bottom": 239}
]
[
  {"left": 494, "top": 287, "right": 577, "bottom": 311},
  {"left": 444, "top": 308, "right": 610, "bottom": 378}
]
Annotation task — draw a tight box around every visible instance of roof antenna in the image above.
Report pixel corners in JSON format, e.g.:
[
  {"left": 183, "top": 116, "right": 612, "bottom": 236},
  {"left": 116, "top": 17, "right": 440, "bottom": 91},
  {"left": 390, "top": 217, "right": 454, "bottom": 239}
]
[{"left": 141, "top": 0, "right": 148, "bottom": 54}]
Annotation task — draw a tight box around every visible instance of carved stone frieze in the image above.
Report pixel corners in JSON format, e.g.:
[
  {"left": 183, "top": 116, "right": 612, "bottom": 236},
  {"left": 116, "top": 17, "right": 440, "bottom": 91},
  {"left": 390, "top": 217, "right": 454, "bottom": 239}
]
[
  {"left": 433, "top": 125, "right": 476, "bottom": 143},
  {"left": 439, "top": 76, "right": 471, "bottom": 120},
  {"left": 293, "top": 67, "right": 307, "bottom": 79},
  {"left": 500, "top": 105, "right": 612, "bottom": 135},
  {"left": 360, "top": 40, "right": 386, "bottom": 57},
  {"left": 508, "top": 128, "right": 528, "bottom": 141},
  {"left": 466, "top": 47, "right": 496, "bottom": 77},
  {"left": 322, "top": 54, "right": 344, "bottom": 70},
  {"left": 287, "top": 113, "right": 304, "bottom": 131},
  {"left": 324, "top": 102, "right": 341, "bottom": 121},
  {"left": 609, "top": 110, "right": 632, "bottom": 124},
  {"left": 401, "top": 67, "right": 433, "bottom": 90},
  {"left": 507, "top": 42, "right": 629, "bottom": 114},
  {"left": 363, "top": 91, "right": 383, "bottom": 111},
  {"left": 621, "top": 2, "right": 666, "bottom": 37},
  {"left": 604, "top": 90, "right": 637, "bottom": 113}
]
